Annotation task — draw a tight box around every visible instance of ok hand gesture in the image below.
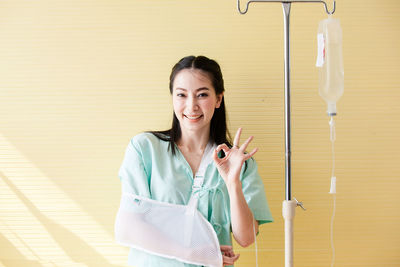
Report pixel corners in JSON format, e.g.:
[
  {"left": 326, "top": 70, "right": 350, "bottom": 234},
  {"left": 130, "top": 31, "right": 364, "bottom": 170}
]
[{"left": 212, "top": 128, "right": 258, "bottom": 188}]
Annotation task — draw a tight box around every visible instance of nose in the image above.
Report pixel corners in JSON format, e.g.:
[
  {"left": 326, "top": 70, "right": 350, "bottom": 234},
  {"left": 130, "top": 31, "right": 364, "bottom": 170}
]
[{"left": 186, "top": 95, "right": 199, "bottom": 111}]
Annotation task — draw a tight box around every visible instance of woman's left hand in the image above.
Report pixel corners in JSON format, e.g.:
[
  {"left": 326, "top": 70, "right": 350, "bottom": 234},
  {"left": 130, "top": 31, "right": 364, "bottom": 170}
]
[
  {"left": 220, "top": 245, "right": 240, "bottom": 266},
  {"left": 213, "top": 128, "right": 258, "bottom": 187}
]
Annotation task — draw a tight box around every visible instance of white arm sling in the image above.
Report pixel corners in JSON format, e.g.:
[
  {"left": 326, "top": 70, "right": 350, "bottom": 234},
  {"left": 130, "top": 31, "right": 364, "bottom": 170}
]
[{"left": 115, "top": 143, "right": 223, "bottom": 267}]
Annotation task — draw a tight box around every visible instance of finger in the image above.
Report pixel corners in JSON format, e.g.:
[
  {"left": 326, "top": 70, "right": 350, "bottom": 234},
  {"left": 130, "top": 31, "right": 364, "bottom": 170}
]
[
  {"left": 220, "top": 245, "right": 233, "bottom": 252},
  {"left": 222, "top": 254, "right": 240, "bottom": 266},
  {"left": 213, "top": 144, "right": 230, "bottom": 165},
  {"left": 222, "top": 255, "right": 233, "bottom": 266},
  {"left": 244, "top": 147, "right": 258, "bottom": 160},
  {"left": 220, "top": 245, "right": 234, "bottom": 257},
  {"left": 240, "top": 135, "right": 254, "bottom": 152},
  {"left": 213, "top": 147, "right": 221, "bottom": 164},
  {"left": 233, "top": 127, "right": 242, "bottom": 147},
  {"left": 216, "top": 143, "right": 230, "bottom": 155},
  {"left": 222, "top": 255, "right": 235, "bottom": 265},
  {"left": 225, "top": 249, "right": 234, "bottom": 258},
  {"left": 220, "top": 245, "right": 236, "bottom": 259},
  {"left": 215, "top": 144, "right": 230, "bottom": 160},
  {"left": 222, "top": 251, "right": 233, "bottom": 258}
]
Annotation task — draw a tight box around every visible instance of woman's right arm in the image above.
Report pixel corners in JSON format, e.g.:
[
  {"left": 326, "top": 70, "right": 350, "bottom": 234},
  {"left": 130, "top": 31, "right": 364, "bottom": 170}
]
[{"left": 118, "top": 136, "right": 151, "bottom": 196}]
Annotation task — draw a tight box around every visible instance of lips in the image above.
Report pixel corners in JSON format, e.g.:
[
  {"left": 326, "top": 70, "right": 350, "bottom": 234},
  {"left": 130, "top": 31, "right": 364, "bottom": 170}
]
[{"left": 184, "top": 114, "right": 203, "bottom": 120}]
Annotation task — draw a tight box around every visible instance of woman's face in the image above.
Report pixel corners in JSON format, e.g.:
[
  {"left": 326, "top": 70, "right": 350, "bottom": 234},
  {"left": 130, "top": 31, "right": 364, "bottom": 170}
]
[{"left": 172, "top": 68, "right": 223, "bottom": 135}]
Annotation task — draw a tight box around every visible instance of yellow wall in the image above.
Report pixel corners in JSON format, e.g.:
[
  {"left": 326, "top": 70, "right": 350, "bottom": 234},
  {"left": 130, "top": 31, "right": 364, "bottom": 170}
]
[{"left": 0, "top": 0, "right": 399, "bottom": 266}]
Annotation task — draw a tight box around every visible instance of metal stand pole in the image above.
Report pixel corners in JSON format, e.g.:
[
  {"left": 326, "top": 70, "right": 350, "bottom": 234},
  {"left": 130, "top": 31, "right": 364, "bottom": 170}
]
[
  {"left": 281, "top": 4, "right": 296, "bottom": 267},
  {"left": 281, "top": 5, "right": 306, "bottom": 266},
  {"left": 283, "top": 2, "right": 292, "bottom": 202}
]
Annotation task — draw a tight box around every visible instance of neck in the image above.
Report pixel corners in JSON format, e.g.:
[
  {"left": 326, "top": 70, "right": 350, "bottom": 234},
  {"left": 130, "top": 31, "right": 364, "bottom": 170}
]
[{"left": 177, "top": 127, "right": 210, "bottom": 153}]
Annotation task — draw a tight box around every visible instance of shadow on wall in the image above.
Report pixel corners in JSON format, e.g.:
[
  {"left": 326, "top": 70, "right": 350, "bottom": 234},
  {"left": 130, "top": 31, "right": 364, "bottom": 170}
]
[
  {"left": 0, "top": 233, "right": 45, "bottom": 267},
  {"left": 0, "top": 172, "right": 122, "bottom": 267}
]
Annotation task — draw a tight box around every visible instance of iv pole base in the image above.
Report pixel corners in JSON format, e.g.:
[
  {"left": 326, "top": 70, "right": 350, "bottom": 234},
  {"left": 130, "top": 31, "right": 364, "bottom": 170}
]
[{"left": 282, "top": 200, "right": 297, "bottom": 267}]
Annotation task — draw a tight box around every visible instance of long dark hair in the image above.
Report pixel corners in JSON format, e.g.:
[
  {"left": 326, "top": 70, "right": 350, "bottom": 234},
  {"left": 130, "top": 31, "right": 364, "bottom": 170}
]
[{"left": 150, "top": 55, "right": 231, "bottom": 155}]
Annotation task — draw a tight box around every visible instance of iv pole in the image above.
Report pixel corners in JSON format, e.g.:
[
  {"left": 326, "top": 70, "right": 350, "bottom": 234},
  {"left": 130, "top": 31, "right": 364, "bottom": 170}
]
[{"left": 237, "top": 1, "right": 336, "bottom": 267}]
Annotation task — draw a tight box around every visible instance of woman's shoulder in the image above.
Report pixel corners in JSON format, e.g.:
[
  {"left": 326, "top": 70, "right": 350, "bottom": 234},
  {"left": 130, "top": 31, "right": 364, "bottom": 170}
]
[
  {"left": 131, "top": 132, "right": 157, "bottom": 143},
  {"left": 129, "top": 132, "right": 169, "bottom": 151}
]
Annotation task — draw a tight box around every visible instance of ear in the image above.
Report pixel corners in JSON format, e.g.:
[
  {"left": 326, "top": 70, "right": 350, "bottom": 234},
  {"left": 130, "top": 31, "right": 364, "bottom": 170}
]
[{"left": 216, "top": 92, "right": 224, "bottom": 109}]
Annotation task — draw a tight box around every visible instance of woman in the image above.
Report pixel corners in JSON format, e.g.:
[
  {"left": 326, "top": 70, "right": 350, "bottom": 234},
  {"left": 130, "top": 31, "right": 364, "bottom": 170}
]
[{"left": 118, "top": 55, "right": 273, "bottom": 266}]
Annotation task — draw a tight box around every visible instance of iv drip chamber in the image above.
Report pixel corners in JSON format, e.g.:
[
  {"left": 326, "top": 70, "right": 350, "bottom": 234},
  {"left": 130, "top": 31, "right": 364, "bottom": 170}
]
[{"left": 316, "top": 16, "right": 344, "bottom": 116}]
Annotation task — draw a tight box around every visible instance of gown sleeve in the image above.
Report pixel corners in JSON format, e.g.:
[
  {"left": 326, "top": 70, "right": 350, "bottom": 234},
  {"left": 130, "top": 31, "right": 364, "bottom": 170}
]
[
  {"left": 118, "top": 135, "right": 151, "bottom": 197},
  {"left": 240, "top": 158, "right": 274, "bottom": 225}
]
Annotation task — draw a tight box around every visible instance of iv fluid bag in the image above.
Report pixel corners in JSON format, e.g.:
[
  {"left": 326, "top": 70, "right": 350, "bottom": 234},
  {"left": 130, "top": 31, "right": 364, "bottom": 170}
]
[{"left": 316, "top": 16, "right": 344, "bottom": 116}]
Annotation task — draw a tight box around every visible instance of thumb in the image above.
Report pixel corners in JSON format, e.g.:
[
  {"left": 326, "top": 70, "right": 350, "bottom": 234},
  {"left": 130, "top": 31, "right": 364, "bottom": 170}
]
[{"left": 212, "top": 147, "right": 221, "bottom": 164}]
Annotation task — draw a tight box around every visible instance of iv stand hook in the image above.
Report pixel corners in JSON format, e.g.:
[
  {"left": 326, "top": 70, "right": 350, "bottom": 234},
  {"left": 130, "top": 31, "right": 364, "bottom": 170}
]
[{"left": 237, "top": 0, "right": 336, "bottom": 15}]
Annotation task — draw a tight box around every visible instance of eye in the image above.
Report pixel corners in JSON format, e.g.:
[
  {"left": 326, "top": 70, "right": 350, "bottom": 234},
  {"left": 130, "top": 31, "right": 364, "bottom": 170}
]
[
  {"left": 176, "top": 93, "right": 186, "bottom": 97},
  {"left": 198, "top": 93, "right": 208, "bottom": 98}
]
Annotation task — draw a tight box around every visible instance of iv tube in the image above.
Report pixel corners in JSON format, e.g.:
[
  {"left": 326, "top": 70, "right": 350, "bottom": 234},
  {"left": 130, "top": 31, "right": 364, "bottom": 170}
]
[
  {"left": 329, "top": 116, "right": 336, "bottom": 267},
  {"left": 329, "top": 117, "right": 336, "bottom": 194}
]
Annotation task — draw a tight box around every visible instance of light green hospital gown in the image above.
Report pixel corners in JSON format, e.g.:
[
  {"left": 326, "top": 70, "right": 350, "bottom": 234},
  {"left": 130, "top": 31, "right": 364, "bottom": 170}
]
[{"left": 118, "top": 133, "right": 273, "bottom": 267}]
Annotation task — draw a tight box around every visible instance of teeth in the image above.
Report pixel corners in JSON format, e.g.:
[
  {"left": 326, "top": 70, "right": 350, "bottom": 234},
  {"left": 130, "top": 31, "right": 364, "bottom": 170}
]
[{"left": 185, "top": 115, "right": 201, "bottom": 120}]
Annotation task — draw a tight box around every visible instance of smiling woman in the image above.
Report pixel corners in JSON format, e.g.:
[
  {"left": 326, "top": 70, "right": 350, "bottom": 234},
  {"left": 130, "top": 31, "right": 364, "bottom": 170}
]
[{"left": 115, "top": 55, "right": 273, "bottom": 267}]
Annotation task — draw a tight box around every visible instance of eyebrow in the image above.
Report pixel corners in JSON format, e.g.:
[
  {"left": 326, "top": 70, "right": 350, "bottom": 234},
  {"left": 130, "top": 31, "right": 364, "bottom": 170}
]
[{"left": 175, "top": 87, "right": 210, "bottom": 92}]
